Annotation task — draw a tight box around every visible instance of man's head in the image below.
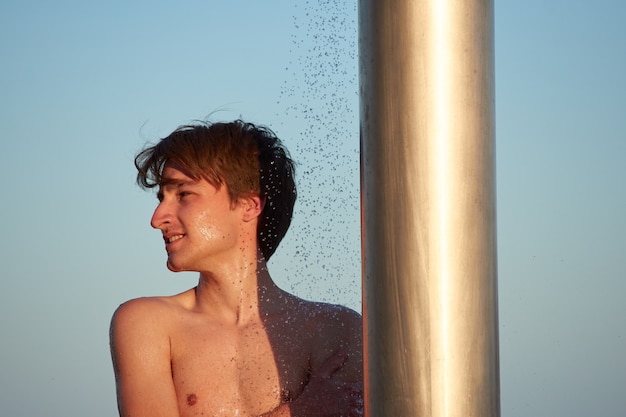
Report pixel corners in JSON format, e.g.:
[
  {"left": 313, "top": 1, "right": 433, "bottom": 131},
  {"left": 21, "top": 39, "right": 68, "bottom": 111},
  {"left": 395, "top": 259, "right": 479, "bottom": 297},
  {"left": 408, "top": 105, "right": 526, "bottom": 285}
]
[{"left": 135, "top": 120, "right": 297, "bottom": 260}]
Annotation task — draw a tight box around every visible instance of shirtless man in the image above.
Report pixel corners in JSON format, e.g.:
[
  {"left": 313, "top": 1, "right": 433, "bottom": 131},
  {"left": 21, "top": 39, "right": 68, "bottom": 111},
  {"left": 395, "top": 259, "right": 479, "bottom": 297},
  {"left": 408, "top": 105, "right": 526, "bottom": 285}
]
[{"left": 110, "top": 120, "right": 363, "bottom": 417}]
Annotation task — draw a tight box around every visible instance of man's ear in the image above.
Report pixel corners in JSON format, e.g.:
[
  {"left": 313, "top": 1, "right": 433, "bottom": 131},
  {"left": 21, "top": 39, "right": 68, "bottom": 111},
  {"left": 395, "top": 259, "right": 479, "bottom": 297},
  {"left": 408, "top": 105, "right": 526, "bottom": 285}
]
[{"left": 241, "top": 194, "right": 265, "bottom": 222}]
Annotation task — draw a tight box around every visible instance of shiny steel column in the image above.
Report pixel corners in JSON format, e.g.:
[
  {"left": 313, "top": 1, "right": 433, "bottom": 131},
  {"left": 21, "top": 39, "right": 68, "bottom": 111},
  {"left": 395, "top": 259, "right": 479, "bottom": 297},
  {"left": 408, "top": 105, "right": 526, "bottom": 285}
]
[{"left": 359, "top": 0, "right": 500, "bottom": 416}]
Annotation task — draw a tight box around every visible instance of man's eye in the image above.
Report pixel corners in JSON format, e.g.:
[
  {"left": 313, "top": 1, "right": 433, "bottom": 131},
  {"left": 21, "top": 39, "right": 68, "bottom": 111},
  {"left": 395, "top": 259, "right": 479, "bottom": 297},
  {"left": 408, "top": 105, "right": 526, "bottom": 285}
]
[{"left": 178, "top": 191, "right": 191, "bottom": 198}]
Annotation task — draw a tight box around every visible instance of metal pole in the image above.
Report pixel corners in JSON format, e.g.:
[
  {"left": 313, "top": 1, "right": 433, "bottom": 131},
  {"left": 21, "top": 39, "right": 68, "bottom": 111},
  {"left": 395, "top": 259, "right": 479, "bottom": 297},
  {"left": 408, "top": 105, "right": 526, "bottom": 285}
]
[{"left": 359, "top": 0, "right": 500, "bottom": 416}]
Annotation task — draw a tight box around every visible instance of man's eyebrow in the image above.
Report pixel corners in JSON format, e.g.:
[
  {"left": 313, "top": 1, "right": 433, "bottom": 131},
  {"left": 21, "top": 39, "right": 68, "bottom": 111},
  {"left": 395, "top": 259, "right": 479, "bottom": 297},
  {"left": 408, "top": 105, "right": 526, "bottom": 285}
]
[{"left": 159, "top": 177, "right": 198, "bottom": 187}]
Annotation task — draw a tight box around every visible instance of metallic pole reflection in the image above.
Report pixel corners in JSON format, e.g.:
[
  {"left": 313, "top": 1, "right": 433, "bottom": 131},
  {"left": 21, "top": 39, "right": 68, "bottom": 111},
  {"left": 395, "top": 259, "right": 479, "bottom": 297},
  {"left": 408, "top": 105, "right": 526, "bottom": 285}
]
[{"left": 359, "top": 0, "right": 500, "bottom": 416}]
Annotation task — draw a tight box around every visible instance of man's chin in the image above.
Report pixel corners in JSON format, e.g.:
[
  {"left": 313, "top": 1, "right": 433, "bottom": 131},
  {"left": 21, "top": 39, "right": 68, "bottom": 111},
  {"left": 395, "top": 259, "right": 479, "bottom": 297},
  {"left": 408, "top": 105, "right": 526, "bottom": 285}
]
[{"left": 166, "top": 259, "right": 185, "bottom": 272}]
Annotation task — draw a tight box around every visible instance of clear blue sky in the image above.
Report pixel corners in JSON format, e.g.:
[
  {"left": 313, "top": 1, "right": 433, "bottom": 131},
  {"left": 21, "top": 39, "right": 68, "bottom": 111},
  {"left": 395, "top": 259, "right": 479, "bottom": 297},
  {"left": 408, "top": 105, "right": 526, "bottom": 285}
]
[{"left": 1, "top": 1, "right": 624, "bottom": 416}]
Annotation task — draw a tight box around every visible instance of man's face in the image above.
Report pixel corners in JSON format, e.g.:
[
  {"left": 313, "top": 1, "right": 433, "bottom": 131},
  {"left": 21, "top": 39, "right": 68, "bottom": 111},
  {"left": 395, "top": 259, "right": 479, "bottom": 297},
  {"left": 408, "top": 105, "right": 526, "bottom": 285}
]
[{"left": 151, "top": 164, "right": 243, "bottom": 272}]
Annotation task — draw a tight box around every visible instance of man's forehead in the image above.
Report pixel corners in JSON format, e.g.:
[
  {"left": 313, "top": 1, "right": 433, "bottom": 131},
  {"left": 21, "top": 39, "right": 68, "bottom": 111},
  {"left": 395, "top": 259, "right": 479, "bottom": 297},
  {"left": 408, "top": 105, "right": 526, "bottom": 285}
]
[
  {"left": 158, "top": 161, "right": 224, "bottom": 194},
  {"left": 160, "top": 163, "right": 197, "bottom": 185}
]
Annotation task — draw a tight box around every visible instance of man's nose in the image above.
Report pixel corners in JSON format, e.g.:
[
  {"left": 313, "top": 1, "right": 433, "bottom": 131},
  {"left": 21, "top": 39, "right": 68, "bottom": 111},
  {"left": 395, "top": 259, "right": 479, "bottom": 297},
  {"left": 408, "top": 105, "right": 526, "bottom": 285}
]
[{"left": 150, "top": 201, "right": 171, "bottom": 229}]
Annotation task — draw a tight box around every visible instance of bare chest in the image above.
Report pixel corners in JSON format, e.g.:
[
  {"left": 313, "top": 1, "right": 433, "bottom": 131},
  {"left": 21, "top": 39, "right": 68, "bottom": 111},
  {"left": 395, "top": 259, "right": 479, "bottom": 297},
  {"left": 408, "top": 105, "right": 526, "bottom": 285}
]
[{"left": 170, "top": 320, "right": 311, "bottom": 417}]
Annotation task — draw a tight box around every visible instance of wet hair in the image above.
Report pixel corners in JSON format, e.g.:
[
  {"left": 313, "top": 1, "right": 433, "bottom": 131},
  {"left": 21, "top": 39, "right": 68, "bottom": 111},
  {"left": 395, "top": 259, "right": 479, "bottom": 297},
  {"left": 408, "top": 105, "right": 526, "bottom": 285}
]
[{"left": 135, "top": 119, "right": 297, "bottom": 260}]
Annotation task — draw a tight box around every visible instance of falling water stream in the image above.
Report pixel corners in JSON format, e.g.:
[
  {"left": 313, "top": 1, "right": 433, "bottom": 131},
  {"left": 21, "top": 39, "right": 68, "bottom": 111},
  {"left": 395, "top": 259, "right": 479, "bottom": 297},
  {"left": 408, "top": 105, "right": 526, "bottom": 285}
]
[{"left": 273, "top": 0, "right": 360, "bottom": 311}]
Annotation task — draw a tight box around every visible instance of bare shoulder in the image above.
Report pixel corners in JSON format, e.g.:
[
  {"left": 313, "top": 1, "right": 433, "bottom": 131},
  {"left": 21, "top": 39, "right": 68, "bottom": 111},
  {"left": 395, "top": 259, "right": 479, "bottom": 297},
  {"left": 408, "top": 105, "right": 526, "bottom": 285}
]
[
  {"left": 112, "top": 296, "right": 166, "bottom": 322},
  {"left": 112, "top": 295, "right": 177, "bottom": 332},
  {"left": 110, "top": 297, "right": 172, "bottom": 369},
  {"left": 112, "top": 288, "right": 194, "bottom": 321},
  {"left": 110, "top": 289, "right": 195, "bottom": 350},
  {"left": 297, "top": 300, "right": 362, "bottom": 333},
  {"left": 294, "top": 299, "right": 363, "bottom": 379}
]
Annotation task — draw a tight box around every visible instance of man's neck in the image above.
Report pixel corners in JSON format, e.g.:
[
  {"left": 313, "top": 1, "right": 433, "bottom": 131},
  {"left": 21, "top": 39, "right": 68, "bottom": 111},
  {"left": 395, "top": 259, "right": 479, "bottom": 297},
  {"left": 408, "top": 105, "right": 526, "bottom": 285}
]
[{"left": 193, "top": 256, "right": 283, "bottom": 325}]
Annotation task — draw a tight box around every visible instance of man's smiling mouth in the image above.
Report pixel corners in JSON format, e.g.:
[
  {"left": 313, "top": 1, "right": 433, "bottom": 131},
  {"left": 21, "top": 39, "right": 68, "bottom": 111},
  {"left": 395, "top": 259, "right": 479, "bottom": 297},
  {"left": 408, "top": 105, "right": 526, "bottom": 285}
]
[{"left": 166, "top": 234, "right": 185, "bottom": 244}]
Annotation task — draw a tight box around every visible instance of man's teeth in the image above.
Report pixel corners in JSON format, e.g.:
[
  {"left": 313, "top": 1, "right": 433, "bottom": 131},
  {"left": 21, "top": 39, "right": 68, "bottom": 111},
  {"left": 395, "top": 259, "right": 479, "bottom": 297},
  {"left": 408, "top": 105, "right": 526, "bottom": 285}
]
[{"left": 168, "top": 235, "right": 184, "bottom": 243}]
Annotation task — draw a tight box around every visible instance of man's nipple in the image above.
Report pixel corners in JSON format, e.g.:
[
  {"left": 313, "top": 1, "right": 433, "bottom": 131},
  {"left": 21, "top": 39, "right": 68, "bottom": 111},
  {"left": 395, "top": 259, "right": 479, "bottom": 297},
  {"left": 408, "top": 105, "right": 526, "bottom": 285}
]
[{"left": 187, "top": 393, "right": 198, "bottom": 406}]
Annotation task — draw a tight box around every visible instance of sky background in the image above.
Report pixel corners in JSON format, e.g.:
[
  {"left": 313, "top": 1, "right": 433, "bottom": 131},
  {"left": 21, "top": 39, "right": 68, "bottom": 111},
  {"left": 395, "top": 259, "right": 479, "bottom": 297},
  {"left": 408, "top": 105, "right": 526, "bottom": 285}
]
[{"left": 1, "top": 1, "right": 624, "bottom": 416}]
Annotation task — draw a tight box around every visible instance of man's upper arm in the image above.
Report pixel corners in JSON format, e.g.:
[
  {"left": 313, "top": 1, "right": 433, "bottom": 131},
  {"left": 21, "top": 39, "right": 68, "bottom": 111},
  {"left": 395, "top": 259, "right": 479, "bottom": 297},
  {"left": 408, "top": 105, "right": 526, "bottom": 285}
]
[{"left": 110, "top": 298, "right": 180, "bottom": 417}]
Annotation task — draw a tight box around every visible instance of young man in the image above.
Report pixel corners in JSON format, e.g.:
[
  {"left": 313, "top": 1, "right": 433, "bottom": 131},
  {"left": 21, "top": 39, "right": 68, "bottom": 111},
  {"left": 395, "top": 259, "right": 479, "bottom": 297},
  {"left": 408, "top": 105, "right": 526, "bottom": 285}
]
[{"left": 110, "top": 120, "right": 363, "bottom": 417}]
